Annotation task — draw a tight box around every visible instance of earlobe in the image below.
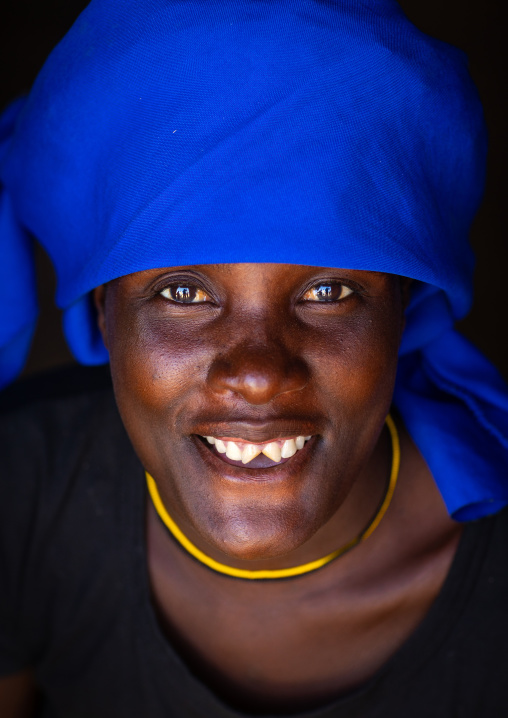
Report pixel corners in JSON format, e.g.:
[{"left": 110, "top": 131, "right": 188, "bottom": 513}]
[{"left": 93, "top": 285, "right": 109, "bottom": 349}]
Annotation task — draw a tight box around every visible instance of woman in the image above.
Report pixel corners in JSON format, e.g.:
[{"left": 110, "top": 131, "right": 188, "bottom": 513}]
[{"left": 1, "top": 1, "right": 508, "bottom": 716}]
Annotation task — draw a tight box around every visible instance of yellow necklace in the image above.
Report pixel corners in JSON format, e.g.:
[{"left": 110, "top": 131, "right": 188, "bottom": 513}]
[{"left": 146, "top": 414, "right": 400, "bottom": 580}]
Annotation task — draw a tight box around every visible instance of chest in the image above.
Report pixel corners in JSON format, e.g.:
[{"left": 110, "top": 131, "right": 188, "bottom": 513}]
[{"left": 147, "top": 510, "right": 460, "bottom": 713}]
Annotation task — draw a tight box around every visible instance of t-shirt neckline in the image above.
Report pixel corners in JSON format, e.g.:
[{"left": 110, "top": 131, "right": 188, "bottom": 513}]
[{"left": 130, "top": 468, "right": 494, "bottom": 718}]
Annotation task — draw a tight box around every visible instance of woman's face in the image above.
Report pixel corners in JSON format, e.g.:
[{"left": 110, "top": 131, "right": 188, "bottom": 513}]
[{"left": 95, "top": 264, "right": 408, "bottom": 566}]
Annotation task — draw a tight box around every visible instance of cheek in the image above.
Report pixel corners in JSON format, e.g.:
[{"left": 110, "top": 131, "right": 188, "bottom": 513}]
[
  {"left": 107, "top": 309, "right": 211, "bottom": 416},
  {"left": 307, "top": 306, "right": 401, "bottom": 415}
]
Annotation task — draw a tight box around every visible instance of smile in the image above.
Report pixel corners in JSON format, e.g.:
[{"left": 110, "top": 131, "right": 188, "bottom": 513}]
[{"left": 201, "top": 435, "right": 312, "bottom": 464}]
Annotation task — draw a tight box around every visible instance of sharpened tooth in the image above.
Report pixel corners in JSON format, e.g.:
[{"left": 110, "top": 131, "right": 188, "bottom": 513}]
[
  {"left": 304, "top": 436, "right": 311, "bottom": 441},
  {"left": 281, "top": 438, "right": 297, "bottom": 458},
  {"left": 226, "top": 441, "right": 243, "bottom": 461},
  {"left": 205, "top": 436, "right": 215, "bottom": 445},
  {"left": 215, "top": 439, "right": 227, "bottom": 453},
  {"left": 262, "top": 442, "right": 282, "bottom": 462},
  {"left": 295, "top": 436, "right": 305, "bottom": 450},
  {"left": 241, "top": 444, "right": 263, "bottom": 464}
]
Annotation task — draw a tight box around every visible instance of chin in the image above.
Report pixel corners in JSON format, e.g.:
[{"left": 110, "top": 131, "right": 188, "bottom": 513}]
[{"left": 194, "top": 503, "right": 318, "bottom": 563}]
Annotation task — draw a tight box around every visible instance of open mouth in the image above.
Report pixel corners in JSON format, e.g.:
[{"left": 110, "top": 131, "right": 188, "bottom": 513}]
[{"left": 197, "top": 434, "right": 313, "bottom": 469}]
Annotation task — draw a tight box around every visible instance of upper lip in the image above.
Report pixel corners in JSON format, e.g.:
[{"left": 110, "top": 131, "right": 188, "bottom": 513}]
[{"left": 190, "top": 420, "right": 322, "bottom": 445}]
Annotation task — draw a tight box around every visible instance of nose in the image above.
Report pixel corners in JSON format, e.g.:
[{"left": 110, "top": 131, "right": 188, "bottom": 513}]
[{"left": 207, "top": 342, "right": 309, "bottom": 405}]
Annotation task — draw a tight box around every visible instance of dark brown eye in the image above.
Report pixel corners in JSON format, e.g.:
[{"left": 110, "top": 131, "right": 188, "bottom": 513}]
[
  {"left": 302, "top": 283, "right": 353, "bottom": 302},
  {"left": 160, "top": 285, "right": 210, "bottom": 303}
]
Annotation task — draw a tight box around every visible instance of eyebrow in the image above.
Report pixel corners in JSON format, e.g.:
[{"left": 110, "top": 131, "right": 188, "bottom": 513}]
[{"left": 202, "top": 263, "right": 233, "bottom": 274}]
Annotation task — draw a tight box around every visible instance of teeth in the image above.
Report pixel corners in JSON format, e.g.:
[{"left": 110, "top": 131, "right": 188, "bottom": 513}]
[
  {"left": 215, "top": 439, "right": 227, "bottom": 453},
  {"left": 225, "top": 441, "right": 243, "bottom": 461},
  {"left": 203, "top": 434, "right": 313, "bottom": 463},
  {"left": 281, "top": 438, "right": 297, "bottom": 458},
  {"left": 241, "top": 444, "right": 263, "bottom": 464},
  {"left": 262, "top": 442, "right": 282, "bottom": 463}
]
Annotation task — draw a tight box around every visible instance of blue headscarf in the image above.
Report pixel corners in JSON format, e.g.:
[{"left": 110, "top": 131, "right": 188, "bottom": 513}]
[{"left": 1, "top": 0, "right": 507, "bottom": 520}]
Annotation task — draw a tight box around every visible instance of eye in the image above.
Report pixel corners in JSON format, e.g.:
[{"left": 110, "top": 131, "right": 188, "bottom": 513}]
[
  {"left": 160, "top": 284, "right": 211, "bottom": 304},
  {"left": 302, "top": 282, "right": 353, "bottom": 302}
]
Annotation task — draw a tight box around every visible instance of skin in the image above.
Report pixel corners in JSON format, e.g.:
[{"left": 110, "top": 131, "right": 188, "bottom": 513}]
[
  {"left": 91, "top": 263, "right": 462, "bottom": 713},
  {"left": 95, "top": 264, "right": 408, "bottom": 567},
  {"left": 0, "top": 263, "right": 462, "bottom": 715},
  {"left": 0, "top": 671, "right": 39, "bottom": 718}
]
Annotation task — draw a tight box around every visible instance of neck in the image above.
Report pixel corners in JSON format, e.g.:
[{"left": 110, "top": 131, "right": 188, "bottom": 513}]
[{"left": 146, "top": 415, "right": 399, "bottom": 580}]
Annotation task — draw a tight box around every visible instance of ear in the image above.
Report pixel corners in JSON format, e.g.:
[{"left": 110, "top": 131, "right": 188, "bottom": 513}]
[{"left": 93, "top": 285, "right": 109, "bottom": 349}]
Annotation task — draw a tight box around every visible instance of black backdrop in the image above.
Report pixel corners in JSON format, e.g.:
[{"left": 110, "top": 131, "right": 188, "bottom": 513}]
[{"left": 1, "top": 0, "right": 506, "bottom": 378}]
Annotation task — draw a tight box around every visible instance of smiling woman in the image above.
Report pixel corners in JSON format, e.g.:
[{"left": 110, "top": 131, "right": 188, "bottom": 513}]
[
  {"left": 95, "top": 265, "right": 405, "bottom": 570},
  {"left": 1, "top": 1, "right": 508, "bottom": 717}
]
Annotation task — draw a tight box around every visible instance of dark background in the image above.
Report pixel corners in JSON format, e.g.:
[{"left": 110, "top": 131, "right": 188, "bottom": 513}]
[{"left": 1, "top": 0, "right": 507, "bottom": 378}]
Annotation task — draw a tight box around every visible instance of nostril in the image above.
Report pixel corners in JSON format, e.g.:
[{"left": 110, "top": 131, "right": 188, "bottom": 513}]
[{"left": 207, "top": 348, "right": 309, "bottom": 405}]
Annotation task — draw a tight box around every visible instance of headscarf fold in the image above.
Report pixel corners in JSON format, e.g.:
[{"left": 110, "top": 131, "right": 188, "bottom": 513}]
[
  {"left": 0, "top": 98, "right": 38, "bottom": 386},
  {"left": 1, "top": 0, "right": 507, "bottom": 519}
]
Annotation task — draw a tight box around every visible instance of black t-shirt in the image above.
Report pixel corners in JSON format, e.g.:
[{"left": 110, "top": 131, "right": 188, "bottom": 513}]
[{"left": 1, "top": 365, "right": 508, "bottom": 718}]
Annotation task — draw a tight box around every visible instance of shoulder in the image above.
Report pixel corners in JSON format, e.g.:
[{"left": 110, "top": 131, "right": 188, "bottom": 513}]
[
  {"left": 0, "top": 362, "right": 135, "bottom": 543},
  {"left": 469, "top": 506, "right": 508, "bottom": 599},
  {"left": 0, "top": 364, "right": 118, "bottom": 508},
  {"left": 436, "top": 509, "right": 508, "bottom": 709},
  {"left": 0, "top": 362, "right": 114, "bottom": 429},
  {"left": 0, "top": 365, "right": 142, "bottom": 675},
  {"left": 0, "top": 363, "right": 141, "bottom": 574}
]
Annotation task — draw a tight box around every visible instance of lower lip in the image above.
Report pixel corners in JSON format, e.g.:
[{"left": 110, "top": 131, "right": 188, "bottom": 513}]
[{"left": 192, "top": 435, "right": 316, "bottom": 482}]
